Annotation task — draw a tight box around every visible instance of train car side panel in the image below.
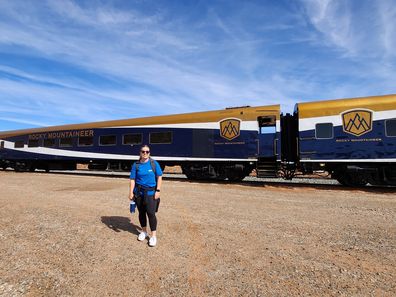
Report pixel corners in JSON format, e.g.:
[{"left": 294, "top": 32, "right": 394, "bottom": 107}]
[{"left": 296, "top": 94, "right": 396, "bottom": 185}]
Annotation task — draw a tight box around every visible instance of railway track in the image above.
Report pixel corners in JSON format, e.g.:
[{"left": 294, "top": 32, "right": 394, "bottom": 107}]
[{"left": 3, "top": 169, "right": 395, "bottom": 193}]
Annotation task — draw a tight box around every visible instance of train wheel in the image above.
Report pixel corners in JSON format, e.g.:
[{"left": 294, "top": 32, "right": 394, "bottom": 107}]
[
  {"left": 368, "top": 170, "right": 386, "bottom": 186},
  {"left": 182, "top": 166, "right": 195, "bottom": 180},
  {"left": 184, "top": 172, "right": 195, "bottom": 179},
  {"left": 336, "top": 172, "right": 368, "bottom": 187},
  {"left": 227, "top": 171, "right": 246, "bottom": 182},
  {"left": 14, "top": 164, "right": 26, "bottom": 172}
]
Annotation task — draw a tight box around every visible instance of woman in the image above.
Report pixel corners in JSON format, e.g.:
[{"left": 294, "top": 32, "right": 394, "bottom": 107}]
[{"left": 129, "top": 145, "right": 163, "bottom": 247}]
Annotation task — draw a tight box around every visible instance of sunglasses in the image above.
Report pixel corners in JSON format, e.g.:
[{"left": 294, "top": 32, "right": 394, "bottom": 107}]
[{"left": 140, "top": 150, "right": 150, "bottom": 154}]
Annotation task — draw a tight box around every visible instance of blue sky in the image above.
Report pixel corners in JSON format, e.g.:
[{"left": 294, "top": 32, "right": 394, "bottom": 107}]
[{"left": 0, "top": 0, "right": 396, "bottom": 131}]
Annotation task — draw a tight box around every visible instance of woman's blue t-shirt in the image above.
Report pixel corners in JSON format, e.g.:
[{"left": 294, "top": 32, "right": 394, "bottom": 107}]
[{"left": 129, "top": 159, "right": 163, "bottom": 188}]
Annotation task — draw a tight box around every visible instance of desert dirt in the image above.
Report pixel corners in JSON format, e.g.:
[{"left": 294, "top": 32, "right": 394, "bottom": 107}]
[{"left": 0, "top": 171, "right": 395, "bottom": 296}]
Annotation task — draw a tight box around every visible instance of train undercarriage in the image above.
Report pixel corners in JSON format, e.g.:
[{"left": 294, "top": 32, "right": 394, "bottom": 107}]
[
  {"left": 181, "top": 162, "right": 254, "bottom": 181},
  {"left": 0, "top": 159, "right": 77, "bottom": 172},
  {"left": 2, "top": 158, "right": 395, "bottom": 186},
  {"left": 0, "top": 159, "right": 256, "bottom": 182},
  {"left": 300, "top": 162, "right": 396, "bottom": 187},
  {"left": 332, "top": 164, "right": 396, "bottom": 187}
]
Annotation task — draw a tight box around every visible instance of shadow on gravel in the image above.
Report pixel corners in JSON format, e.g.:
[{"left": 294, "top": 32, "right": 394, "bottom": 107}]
[{"left": 101, "top": 216, "right": 140, "bottom": 235}]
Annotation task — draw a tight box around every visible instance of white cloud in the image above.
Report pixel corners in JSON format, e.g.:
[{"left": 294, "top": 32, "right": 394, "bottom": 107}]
[
  {"left": 301, "top": 0, "right": 396, "bottom": 61},
  {"left": 0, "top": 0, "right": 395, "bottom": 130},
  {"left": 0, "top": 116, "right": 50, "bottom": 127},
  {"left": 0, "top": 1, "right": 300, "bottom": 120},
  {"left": 300, "top": 0, "right": 357, "bottom": 55},
  {"left": 377, "top": 0, "right": 396, "bottom": 58}
]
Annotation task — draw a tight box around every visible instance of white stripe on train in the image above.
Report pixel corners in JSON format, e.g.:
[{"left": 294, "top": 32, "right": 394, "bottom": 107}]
[{"left": 1, "top": 141, "right": 256, "bottom": 162}]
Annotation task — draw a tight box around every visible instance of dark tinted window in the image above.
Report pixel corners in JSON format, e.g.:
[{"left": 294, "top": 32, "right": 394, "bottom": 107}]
[
  {"left": 44, "top": 139, "right": 56, "bottom": 147},
  {"left": 315, "top": 123, "right": 333, "bottom": 139},
  {"left": 14, "top": 141, "right": 24, "bottom": 148},
  {"left": 100, "top": 135, "right": 116, "bottom": 146},
  {"left": 386, "top": 119, "right": 396, "bottom": 137},
  {"left": 28, "top": 139, "right": 40, "bottom": 147},
  {"left": 150, "top": 132, "right": 172, "bottom": 144},
  {"left": 0, "top": 141, "right": 4, "bottom": 149},
  {"left": 258, "top": 115, "right": 276, "bottom": 127},
  {"left": 78, "top": 136, "right": 94, "bottom": 146},
  {"left": 123, "top": 133, "right": 142, "bottom": 145},
  {"left": 59, "top": 138, "right": 73, "bottom": 147}
]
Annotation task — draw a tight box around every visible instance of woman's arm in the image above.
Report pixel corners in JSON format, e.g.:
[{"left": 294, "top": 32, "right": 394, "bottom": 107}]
[
  {"left": 129, "top": 179, "right": 135, "bottom": 200},
  {"left": 155, "top": 176, "right": 162, "bottom": 199}
]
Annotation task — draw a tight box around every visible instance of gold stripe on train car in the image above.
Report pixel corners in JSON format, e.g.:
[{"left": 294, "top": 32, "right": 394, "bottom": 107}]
[
  {"left": 297, "top": 94, "right": 396, "bottom": 119},
  {"left": 0, "top": 105, "right": 280, "bottom": 139}
]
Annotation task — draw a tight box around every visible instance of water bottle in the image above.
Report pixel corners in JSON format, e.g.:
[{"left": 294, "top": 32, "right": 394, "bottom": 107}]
[{"left": 130, "top": 200, "right": 136, "bottom": 213}]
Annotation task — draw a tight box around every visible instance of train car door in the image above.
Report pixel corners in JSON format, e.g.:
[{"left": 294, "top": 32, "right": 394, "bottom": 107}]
[{"left": 257, "top": 115, "right": 277, "bottom": 158}]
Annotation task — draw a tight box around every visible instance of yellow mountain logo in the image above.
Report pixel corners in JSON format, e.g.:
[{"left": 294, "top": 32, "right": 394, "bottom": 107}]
[
  {"left": 342, "top": 110, "right": 373, "bottom": 136},
  {"left": 220, "top": 118, "right": 241, "bottom": 140}
]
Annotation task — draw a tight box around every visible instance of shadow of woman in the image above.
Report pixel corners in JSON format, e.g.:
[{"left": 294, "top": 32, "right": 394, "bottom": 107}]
[{"left": 101, "top": 216, "right": 140, "bottom": 235}]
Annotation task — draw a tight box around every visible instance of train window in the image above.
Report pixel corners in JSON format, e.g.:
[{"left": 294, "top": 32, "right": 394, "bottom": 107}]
[
  {"left": 123, "top": 133, "right": 142, "bottom": 145},
  {"left": 385, "top": 119, "right": 396, "bottom": 137},
  {"left": 0, "top": 141, "right": 4, "bottom": 149},
  {"left": 315, "top": 123, "right": 333, "bottom": 139},
  {"left": 43, "top": 139, "right": 56, "bottom": 147},
  {"left": 14, "top": 141, "right": 24, "bottom": 148},
  {"left": 150, "top": 132, "right": 172, "bottom": 144},
  {"left": 258, "top": 115, "right": 276, "bottom": 127},
  {"left": 100, "top": 135, "right": 117, "bottom": 146},
  {"left": 78, "top": 136, "right": 94, "bottom": 146},
  {"left": 28, "top": 139, "right": 40, "bottom": 147},
  {"left": 59, "top": 138, "right": 73, "bottom": 147},
  {"left": 260, "top": 126, "right": 276, "bottom": 134}
]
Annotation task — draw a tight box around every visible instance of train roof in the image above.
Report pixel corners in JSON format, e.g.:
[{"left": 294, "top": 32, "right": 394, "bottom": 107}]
[
  {"left": 297, "top": 94, "right": 396, "bottom": 119},
  {"left": 0, "top": 104, "right": 280, "bottom": 138}
]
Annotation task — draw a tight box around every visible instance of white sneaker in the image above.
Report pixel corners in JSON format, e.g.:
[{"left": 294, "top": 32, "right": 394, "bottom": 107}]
[
  {"left": 138, "top": 232, "right": 147, "bottom": 241},
  {"left": 149, "top": 236, "right": 157, "bottom": 247}
]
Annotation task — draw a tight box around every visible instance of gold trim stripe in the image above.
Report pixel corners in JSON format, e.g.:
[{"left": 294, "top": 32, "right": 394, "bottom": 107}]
[
  {"left": 298, "top": 94, "right": 396, "bottom": 119},
  {"left": 0, "top": 105, "right": 280, "bottom": 138}
]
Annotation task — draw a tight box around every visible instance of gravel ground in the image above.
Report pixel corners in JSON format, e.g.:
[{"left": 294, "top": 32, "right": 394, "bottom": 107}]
[{"left": 0, "top": 171, "right": 395, "bottom": 296}]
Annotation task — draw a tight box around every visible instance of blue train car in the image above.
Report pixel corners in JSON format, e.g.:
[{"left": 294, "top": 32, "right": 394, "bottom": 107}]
[
  {"left": 2, "top": 94, "right": 395, "bottom": 186},
  {"left": 295, "top": 94, "right": 396, "bottom": 186},
  {"left": 0, "top": 105, "right": 281, "bottom": 181}
]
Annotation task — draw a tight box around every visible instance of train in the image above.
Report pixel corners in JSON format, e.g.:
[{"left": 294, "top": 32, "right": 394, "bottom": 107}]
[{"left": 0, "top": 94, "right": 395, "bottom": 186}]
